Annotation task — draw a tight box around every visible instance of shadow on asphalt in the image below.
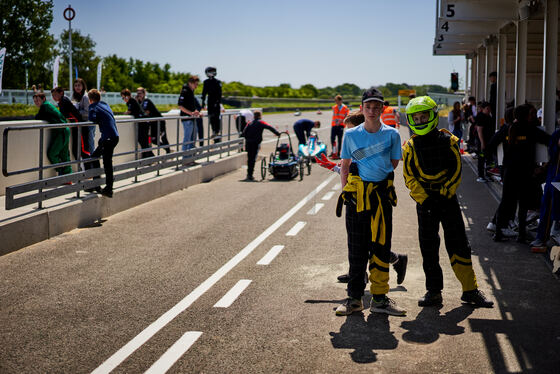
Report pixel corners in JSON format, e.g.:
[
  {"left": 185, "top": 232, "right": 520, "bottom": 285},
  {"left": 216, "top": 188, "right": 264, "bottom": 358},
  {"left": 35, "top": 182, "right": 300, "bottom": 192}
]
[
  {"left": 329, "top": 313, "right": 398, "bottom": 364},
  {"left": 400, "top": 305, "right": 474, "bottom": 344}
]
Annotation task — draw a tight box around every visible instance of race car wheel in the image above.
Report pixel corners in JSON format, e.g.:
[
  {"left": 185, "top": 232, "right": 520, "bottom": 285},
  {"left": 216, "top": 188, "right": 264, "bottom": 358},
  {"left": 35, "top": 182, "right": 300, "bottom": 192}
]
[
  {"left": 261, "top": 158, "right": 267, "bottom": 180},
  {"left": 306, "top": 157, "right": 312, "bottom": 175}
]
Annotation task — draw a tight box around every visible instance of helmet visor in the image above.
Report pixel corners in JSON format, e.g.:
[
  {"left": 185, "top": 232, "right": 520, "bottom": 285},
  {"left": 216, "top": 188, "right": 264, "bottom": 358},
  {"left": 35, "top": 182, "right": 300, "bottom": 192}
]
[{"left": 407, "top": 109, "right": 436, "bottom": 127}]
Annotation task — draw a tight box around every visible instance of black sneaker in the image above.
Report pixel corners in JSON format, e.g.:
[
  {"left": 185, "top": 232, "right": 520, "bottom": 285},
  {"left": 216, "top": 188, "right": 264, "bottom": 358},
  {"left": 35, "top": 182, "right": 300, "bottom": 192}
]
[
  {"left": 461, "top": 289, "right": 494, "bottom": 308},
  {"left": 337, "top": 273, "right": 350, "bottom": 283},
  {"left": 393, "top": 254, "right": 408, "bottom": 284},
  {"left": 101, "top": 188, "right": 113, "bottom": 198},
  {"left": 418, "top": 291, "right": 442, "bottom": 307}
]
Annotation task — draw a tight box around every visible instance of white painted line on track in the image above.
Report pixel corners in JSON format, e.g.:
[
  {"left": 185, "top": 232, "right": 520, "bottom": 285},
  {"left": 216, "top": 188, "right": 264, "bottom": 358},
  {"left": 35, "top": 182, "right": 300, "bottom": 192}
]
[
  {"left": 91, "top": 172, "right": 337, "bottom": 374},
  {"left": 332, "top": 183, "right": 341, "bottom": 190},
  {"left": 322, "top": 191, "right": 335, "bottom": 201},
  {"left": 213, "top": 280, "right": 252, "bottom": 308},
  {"left": 286, "top": 221, "right": 306, "bottom": 236},
  {"left": 144, "top": 331, "right": 202, "bottom": 374},
  {"left": 307, "top": 203, "right": 324, "bottom": 215},
  {"left": 257, "top": 245, "right": 285, "bottom": 265}
]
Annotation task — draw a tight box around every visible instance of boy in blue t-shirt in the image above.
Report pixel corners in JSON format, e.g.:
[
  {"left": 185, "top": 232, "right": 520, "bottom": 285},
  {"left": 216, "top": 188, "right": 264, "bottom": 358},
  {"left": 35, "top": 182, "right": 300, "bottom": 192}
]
[{"left": 335, "top": 88, "right": 406, "bottom": 316}]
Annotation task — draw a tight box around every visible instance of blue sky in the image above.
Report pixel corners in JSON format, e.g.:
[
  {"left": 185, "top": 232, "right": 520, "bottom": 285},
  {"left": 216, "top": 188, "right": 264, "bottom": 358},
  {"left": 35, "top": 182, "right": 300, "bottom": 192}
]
[{"left": 50, "top": 0, "right": 465, "bottom": 89}]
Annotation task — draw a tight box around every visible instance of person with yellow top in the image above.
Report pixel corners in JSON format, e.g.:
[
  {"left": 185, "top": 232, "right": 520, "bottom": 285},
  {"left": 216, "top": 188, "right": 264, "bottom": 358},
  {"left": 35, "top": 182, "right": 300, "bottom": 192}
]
[
  {"left": 403, "top": 96, "right": 493, "bottom": 308},
  {"left": 330, "top": 95, "right": 349, "bottom": 159}
]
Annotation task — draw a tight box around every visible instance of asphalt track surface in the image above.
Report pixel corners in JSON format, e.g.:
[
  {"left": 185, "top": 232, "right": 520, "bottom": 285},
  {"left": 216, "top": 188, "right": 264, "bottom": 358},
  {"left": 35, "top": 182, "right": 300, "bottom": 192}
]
[{"left": 1, "top": 112, "right": 559, "bottom": 373}]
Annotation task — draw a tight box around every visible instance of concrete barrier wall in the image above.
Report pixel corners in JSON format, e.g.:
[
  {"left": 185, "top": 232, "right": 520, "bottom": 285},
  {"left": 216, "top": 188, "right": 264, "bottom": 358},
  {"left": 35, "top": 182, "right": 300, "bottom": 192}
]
[{"left": 0, "top": 152, "right": 245, "bottom": 256}]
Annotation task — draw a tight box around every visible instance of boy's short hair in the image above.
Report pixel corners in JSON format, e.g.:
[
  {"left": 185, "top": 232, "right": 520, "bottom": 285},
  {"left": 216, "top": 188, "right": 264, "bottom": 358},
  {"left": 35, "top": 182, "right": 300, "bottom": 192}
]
[
  {"left": 51, "top": 87, "right": 64, "bottom": 94},
  {"left": 489, "top": 71, "right": 497, "bottom": 78},
  {"left": 362, "top": 87, "right": 384, "bottom": 103},
  {"left": 121, "top": 88, "right": 131, "bottom": 97},
  {"left": 253, "top": 110, "right": 262, "bottom": 120},
  {"left": 88, "top": 89, "right": 101, "bottom": 103},
  {"left": 383, "top": 100, "right": 390, "bottom": 106},
  {"left": 188, "top": 75, "right": 200, "bottom": 84},
  {"left": 33, "top": 92, "right": 47, "bottom": 101},
  {"left": 343, "top": 110, "right": 365, "bottom": 127},
  {"left": 480, "top": 101, "right": 491, "bottom": 109},
  {"left": 314, "top": 121, "right": 320, "bottom": 128},
  {"left": 136, "top": 87, "right": 146, "bottom": 94},
  {"left": 468, "top": 96, "right": 476, "bottom": 102},
  {"left": 334, "top": 95, "right": 342, "bottom": 101}
]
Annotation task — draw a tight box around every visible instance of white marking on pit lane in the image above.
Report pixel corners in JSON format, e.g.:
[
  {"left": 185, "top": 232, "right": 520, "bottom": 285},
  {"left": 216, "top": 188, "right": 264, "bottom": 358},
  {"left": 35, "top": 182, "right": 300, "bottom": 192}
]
[
  {"left": 307, "top": 203, "right": 324, "bottom": 215},
  {"left": 322, "top": 191, "right": 335, "bottom": 201},
  {"left": 91, "top": 172, "right": 337, "bottom": 374},
  {"left": 144, "top": 331, "right": 202, "bottom": 374},
  {"left": 257, "top": 245, "right": 285, "bottom": 265},
  {"left": 332, "top": 183, "right": 341, "bottom": 190},
  {"left": 286, "top": 221, "right": 306, "bottom": 236},
  {"left": 496, "top": 333, "right": 523, "bottom": 373},
  {"left": 214, "top": 280, "right": 252, "bottom": 308}
]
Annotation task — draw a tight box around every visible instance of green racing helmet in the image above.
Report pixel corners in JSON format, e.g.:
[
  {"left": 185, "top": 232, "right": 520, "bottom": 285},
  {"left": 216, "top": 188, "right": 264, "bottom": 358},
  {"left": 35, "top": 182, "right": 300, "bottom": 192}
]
[{"left": 405, "top": 96, "right": 439, "bottom": 135}]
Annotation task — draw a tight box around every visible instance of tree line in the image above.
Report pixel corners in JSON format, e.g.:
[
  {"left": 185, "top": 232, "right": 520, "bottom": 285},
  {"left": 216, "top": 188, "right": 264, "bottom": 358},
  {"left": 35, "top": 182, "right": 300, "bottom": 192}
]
[{"left": 1, "top": 0, "right": 449, "bottom": 98}]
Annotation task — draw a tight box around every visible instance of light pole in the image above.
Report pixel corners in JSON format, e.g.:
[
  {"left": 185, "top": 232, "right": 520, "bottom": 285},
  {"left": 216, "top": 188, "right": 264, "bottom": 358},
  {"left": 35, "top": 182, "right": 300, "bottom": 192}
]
[
  {"left": 23, "top": 60, "right": 30, "bottom": 105},
  {"left": 63, "top": 5, "right": 75, "bottom": 90}
]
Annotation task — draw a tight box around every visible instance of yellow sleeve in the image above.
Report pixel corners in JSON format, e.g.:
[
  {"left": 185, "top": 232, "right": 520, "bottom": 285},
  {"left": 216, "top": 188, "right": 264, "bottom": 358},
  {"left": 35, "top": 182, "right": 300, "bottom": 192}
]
[
  {"left": 402, "top": 141, "right": 429, "bottom": 204},
  {"left": 440, "top": 136, "right": 462, "bottom": 198}
]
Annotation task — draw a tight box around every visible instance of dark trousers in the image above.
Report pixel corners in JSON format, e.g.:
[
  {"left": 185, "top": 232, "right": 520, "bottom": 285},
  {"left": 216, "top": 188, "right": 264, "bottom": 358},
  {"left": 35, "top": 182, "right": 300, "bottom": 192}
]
[
  {"left": 477, "top": 152, "right": 487, "bottom": 178},
  {"left": 196, "top": 118, "right": 204, "bottom": 147},
  {"left": 91, "top": 137, "right": 119, "bottom": 191},
  {"left": 346, "top": 196, "right": 392, "bottom": 299},
  {"left": 416, "top": 195, "right": 477, "bottom": 292},
  {"left": 496, "top": 169, "right": 532, "bottom": 237},
  {"left": 245, "top": 141, "right": 259, "bottom": 178},
  {"left": 331, "top": 125, "right": 344, "bottom": 153},
  {"left": 71, "top": 125, "right": 95, "bottom": 171},
  {"left": 293, "top": 125, "right": 308, "bottom": 145},
  {"left": 149, "top": 120, "right": 171, "bottom": 153},
  {"left": 138, "top": 122, "right": 155, "bottom": 158},
  {"left": 208, "top": 104, "right": 221, "bottom": 143}
]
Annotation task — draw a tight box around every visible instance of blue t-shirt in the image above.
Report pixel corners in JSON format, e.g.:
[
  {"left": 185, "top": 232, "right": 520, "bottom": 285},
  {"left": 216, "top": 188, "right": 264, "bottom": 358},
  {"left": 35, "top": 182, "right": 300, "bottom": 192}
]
[{"left": 340, "top": 123, "right": 402, "bottom": 182}]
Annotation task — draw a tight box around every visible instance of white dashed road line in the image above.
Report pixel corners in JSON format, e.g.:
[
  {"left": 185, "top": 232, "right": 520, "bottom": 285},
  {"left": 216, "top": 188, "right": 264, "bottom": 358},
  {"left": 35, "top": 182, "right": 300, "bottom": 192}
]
[
  {"left": 91, "top": 172, "right": 337, "bottom": 374},
  {"left": 332, "top": 183, "right": 341, "bottom": 190},
  {"left": 307, "top": 203, "right": 324, "bottom": 215},
  {"left": 213, "top": 280, "right": 252, "bottom": 308},
  {"left": 286, "top": 221, "right": 306, "bottom": 236},
  {"left": 322, "top": 191, "right": 335, "bottom": 200},
  {"left": 144, "top": 331, "right": 202, "bottom": 374},
  {"left": 257, "top": 245, "right": 285, "bottom": 265}
]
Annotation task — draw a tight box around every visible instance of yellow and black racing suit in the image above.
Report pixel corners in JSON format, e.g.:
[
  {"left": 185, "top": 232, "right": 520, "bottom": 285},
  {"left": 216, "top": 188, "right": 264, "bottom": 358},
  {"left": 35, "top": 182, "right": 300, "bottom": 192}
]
[{"left": 402, "top": 129, "right": 478, "bottom": 293}]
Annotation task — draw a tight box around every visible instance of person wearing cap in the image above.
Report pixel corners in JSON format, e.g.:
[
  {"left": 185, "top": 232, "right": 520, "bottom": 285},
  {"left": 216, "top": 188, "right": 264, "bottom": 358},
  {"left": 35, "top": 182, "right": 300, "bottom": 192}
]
[
  {"left": 330, "top": 95, "right": 349, "bottom": 159},
  {"left": 335, "top": 88, "right": 406, "bottom": 317},
  {"left": 403, "top": 96, "right": 494, "bottom": 308}
]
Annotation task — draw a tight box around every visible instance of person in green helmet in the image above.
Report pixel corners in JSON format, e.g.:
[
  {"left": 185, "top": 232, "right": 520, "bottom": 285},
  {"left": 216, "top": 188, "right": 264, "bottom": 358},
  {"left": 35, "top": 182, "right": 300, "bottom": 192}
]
[{"left": 402, "top": 96, "right": 494, "bottom": 308}]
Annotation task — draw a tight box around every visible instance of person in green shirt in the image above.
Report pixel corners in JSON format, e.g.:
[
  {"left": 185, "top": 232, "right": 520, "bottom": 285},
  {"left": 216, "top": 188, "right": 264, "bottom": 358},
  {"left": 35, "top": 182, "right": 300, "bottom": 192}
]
[{"left": 33, "top": 92, "right": 72, "bottom": 175}]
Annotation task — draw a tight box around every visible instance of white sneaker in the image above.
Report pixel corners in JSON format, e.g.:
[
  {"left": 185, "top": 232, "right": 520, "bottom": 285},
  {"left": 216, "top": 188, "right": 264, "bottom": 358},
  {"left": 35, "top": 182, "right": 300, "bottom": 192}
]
[
  {"left": 486, "top": 222, "right": 496, "bottom": 232},
  {"left": 500, "top": 228, "right": 517, "bottom": 237},
  {"left": 550, "top": 246, "right": 560, "bottom": 273},
  {"left": 476, "top": 177, "right": 488, "bottom": 183}
]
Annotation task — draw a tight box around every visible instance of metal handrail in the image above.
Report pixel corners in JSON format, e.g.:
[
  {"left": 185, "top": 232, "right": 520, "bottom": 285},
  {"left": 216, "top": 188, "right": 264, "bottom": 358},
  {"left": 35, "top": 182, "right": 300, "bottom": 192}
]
[{"left": 3, "top": 110, "right": 255, "bottom": 210}]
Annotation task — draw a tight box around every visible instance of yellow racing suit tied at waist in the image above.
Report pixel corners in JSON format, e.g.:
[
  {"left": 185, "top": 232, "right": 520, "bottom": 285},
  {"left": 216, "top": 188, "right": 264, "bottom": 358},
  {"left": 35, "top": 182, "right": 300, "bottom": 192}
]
[{"left": 336, "top": 173, "right": 397, "bottom": 246}]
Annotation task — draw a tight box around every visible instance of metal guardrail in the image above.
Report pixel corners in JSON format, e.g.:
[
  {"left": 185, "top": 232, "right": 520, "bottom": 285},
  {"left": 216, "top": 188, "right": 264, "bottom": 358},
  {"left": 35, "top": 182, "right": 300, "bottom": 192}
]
[{"left": 3, "top": 113, "right": 246, "bottom": 210}]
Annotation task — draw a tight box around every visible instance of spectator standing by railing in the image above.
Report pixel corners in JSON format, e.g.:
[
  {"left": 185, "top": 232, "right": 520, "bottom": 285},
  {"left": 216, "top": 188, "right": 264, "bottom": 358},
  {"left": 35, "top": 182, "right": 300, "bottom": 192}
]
[
  {"left": 72, "top": 78, "right": 95, "bottom": 158},
  {"left": 88, "top": 89, "right": 119, "bottom": 198},
  {"left": 51, "top": 86, "right": 90, "bottom": 170},
  {"left": 121, "top": 88, "right": 154, "bottom": 159},
  {"left": 178, "top": 76, "right": 201, "bottom": 152},
  {"left": 136, "top": 87, "right": 171, "bottom": 154},
  {"left": 202, "top": 66, "right": 222, "bottom": 143},
  {"left": 33, "top": 92, "right": 72, "bottom": 176}
]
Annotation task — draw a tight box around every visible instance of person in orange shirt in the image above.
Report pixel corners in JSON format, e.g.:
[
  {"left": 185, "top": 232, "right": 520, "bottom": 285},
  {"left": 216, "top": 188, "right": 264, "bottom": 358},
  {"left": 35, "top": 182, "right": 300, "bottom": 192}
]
[
  {"left": 330, "top": 95, "right": 349, "bottom": 159},
  {"left": 381, "top": 100, "right": 400, "bottom": 128}
]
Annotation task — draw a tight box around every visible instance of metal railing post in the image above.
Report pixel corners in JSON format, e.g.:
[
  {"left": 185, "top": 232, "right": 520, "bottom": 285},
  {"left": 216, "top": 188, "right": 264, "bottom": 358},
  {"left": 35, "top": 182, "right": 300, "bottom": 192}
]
[
  {"left": 176, "top": 118, "right": 180, "bottom": 171},
  {"left": 134, "top": 121, "right": 139, "bottom": 183},
  {"left": 227, "top": 114, "right": 231, "bottom": 156},
  {"left": 156, "top": 120, "right": 161, "bottom": 177},
  {"left": 38, "top": 128, "right": 44, "bottom": 209},
  {"left": 76, "top": 124, "right": 81, "bottom": 198},
  {"left": 207, "top": 116, "right": 210, "bottom": 163}
]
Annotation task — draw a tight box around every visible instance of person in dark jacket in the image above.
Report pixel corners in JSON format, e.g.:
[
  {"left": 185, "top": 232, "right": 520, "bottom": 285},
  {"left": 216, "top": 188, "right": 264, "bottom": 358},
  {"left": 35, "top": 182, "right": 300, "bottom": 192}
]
[
  {"left": 293, "top": 118, "right": 320, "bottom": 145},
  {"left": 51, "top": 86, "right": 90, "bottom": 168},
  {"left": 491, "top": 104, "right": 550, "bottom": 242},
  {"left": 136, "top": 87, "right": 171, "bottom": 153},
  {"left": 241, "top": 111, "right": 280, "bottom": 181},
  {"left": 122, "top": 88, "right": 154, "bottom": 158},
  {"left": 88, "top": 89, "right": 120, "bottom": 198},
  {"left": 33, "top": 92, "right": 72, "bottom": 176},
  {"left": 178, "top": 76, "right": 201, "bottom": 152},
  {"left": 475, "top": 101, "right": 494, "bottom": 182},
  {"left": 201, "top": 66, "right": 222, "bottom": 143}
]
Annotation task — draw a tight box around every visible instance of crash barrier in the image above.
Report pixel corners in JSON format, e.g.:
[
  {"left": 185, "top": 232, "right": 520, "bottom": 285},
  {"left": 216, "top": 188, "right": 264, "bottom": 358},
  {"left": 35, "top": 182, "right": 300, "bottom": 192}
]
[{"left": 2, "top": 111, "right": 253, "bottom": 210}]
